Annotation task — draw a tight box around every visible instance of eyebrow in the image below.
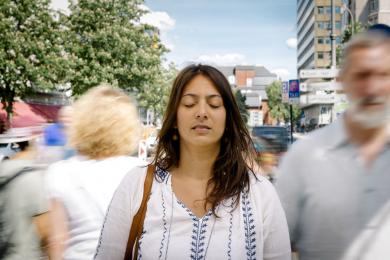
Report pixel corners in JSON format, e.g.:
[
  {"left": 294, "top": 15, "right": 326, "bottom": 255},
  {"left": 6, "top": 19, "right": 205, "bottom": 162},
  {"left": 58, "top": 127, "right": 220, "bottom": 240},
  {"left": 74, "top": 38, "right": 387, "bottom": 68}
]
[{"left": 182, "top": 93, "right": 222, "bottom": 99}]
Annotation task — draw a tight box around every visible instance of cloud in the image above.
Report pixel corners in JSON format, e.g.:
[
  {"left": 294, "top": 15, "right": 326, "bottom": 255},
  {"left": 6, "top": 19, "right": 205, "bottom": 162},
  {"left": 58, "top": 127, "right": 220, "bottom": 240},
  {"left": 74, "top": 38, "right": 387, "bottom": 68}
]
[
  {"left": 193, "top": 53, "right": 248, "bottom": 66},
  {"left": 140, "top": 5, "right": 176, "bottom": 50},
  {"left": 50, "top": 0, "right": 70, "bottom": 15},
  {"left": 140, "top": 7, "right": 175, "bottom": 32},
  {"left": 271, "top": 68, "right": 291, "bottom": 80},
  {"left": 286, "top": 38, "right": 297, "bottom": 49}
]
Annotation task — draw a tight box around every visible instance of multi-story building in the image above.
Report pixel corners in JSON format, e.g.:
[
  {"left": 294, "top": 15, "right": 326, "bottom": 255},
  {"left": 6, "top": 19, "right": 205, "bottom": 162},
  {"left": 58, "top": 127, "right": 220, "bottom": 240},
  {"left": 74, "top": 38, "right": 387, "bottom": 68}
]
[
  {"left": 349, "top": 0, "right": 390, "bottom": 25},
  {"left": 297, "top": 0, "right": 345, "bottom": 129},
  {"left": 297, "top": 0, "right": 343, "bottom": 72},
  {"left": 218, "top": 65, "right": 278, "bottom": 127}
]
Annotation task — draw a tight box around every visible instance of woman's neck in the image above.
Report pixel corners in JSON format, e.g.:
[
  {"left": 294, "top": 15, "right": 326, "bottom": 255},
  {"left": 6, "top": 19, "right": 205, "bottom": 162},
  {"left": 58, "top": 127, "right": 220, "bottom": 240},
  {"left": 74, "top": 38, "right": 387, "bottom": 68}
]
[{"left": 175, "top": 143, "right": 220, "bottom": 180}]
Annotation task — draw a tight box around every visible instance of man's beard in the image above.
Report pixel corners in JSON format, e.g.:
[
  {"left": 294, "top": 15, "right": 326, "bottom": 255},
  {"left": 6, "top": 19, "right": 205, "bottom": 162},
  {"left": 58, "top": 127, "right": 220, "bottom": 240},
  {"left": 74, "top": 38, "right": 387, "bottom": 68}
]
[{"left": 348, "top": 96, "right": 390, "bottom": 129}]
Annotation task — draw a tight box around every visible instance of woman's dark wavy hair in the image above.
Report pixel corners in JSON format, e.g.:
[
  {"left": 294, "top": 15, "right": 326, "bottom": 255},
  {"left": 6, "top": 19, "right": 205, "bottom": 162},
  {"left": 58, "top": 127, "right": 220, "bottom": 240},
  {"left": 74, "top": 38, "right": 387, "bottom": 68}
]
[{"left": 152, "top": 64, "right": 255, "bottom": 214}]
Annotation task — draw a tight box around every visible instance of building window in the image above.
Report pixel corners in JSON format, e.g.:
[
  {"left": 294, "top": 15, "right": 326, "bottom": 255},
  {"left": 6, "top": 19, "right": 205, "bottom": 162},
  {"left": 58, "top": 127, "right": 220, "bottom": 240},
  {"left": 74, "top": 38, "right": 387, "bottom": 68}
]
[
  {"left": 317, "top": 22, "right": 330, "bottom": 29},
  {"left": 246, "top": 78, "right": 253, "bottom": 87},
  {"left": 318, "top": 6, "right": 325, "bottom": 14},
  {"left": 318, "top": 6, "right": 342, "bottom": 14},
  {"left": 318, "top": 21, "right": 341, "bottom": 30},
  {"left": 317, "top": 37, "right": 332, "bottom": 44},
  {"left": 369, "top": 0, "right": 378, "bottom": 13},
  {"left": 336, "top": 36, "right": 341, "bottom": 44},
  {"left": 317, "top": 52, "right": 331, "bottom": 60}
]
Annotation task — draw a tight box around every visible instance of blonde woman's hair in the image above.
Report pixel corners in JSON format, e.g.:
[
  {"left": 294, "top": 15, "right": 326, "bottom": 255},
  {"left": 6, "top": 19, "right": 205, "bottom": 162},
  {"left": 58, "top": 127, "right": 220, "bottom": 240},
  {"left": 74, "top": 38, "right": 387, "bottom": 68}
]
[{"left": 69, "top": 84, "right": 141, "bottom": 159}]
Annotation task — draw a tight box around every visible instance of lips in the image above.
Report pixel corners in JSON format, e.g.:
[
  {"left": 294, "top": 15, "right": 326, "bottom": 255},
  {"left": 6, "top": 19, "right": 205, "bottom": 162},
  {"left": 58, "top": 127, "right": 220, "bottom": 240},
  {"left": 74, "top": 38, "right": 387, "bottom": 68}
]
[{"left": 192, "top": 124, "right": 211, "bottom": 130}]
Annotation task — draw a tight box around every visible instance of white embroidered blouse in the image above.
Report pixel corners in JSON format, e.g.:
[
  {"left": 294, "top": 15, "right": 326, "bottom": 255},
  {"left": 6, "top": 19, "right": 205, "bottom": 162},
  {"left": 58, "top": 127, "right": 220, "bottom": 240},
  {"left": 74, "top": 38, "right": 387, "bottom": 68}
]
[{"left": 94, "top": 166, "right": 291, "bottom": 260}]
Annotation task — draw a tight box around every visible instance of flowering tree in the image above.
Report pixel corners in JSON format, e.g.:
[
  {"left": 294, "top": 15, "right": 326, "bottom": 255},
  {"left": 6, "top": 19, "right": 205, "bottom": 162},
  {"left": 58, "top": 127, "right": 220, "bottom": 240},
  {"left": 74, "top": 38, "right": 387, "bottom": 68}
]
[
  {"left": 0, "top": 0, "right": 69, "bottom": 122},
  {"left": 64, "top": 0, "right": 166, "bottom": 97}
]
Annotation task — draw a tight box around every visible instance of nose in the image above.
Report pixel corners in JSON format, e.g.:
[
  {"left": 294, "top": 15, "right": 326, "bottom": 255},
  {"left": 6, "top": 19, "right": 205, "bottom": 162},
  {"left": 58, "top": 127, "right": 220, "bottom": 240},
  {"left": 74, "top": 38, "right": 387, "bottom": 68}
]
[{"left": 195, "top": 102, "right": 208, "bottom": 119}]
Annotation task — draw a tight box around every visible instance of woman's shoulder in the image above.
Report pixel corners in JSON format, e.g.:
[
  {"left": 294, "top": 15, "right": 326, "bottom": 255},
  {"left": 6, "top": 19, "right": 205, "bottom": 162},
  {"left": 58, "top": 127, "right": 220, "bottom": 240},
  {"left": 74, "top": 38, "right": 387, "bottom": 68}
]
[
  {"left": 102, "top": 156, "right": 146, "bottom": 167},
  {"left": 119, "top": 164, "right": 149, "bottom": 187},
  {"left": 249, "top": 173, "right": 279, "bottom": 201}
]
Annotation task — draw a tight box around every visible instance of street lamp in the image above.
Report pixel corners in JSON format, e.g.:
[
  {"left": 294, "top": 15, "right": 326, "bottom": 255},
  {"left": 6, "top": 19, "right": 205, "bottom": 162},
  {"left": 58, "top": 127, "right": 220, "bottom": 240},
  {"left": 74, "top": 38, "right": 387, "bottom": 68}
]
[{"left": 341, "top": 3, "right": 355, "bottom": 35}]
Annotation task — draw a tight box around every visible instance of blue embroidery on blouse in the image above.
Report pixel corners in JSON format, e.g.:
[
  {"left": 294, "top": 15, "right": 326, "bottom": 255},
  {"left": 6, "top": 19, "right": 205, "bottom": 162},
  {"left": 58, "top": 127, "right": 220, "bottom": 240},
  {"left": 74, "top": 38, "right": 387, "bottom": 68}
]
[
  {"left": 159, "top": 190, "right": 168, "bottom": 259},
  {"left": 137, "top": 229, "right": 146, "bottom": 260},
  {"left": 176, "top": 199, "right": 213, "bottom": 260},
  {"left": 242, "top": 191, "right": 256, "bottom": 260},
  {"left": 155, "top": 167, "right": 169, "bottom": 183},
  {"left": 227, "top": 199, "right": 234, "bottom": 260},
  {"left": 190, "top": 213, "right": 212, "bottom": 260}
]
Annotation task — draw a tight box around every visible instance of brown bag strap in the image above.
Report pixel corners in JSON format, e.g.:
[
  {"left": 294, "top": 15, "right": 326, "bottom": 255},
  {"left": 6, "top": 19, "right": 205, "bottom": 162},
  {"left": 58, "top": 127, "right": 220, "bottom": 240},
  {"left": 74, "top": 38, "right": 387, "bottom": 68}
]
[{"left": 124, "top": 165, "right": 155, "bottom": 260}]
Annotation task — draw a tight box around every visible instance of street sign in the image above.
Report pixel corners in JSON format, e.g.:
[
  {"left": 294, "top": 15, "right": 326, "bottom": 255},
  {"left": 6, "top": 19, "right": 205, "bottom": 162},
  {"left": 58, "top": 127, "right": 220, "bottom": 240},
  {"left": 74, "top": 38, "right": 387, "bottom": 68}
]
[
  {"left": 301, "top": 81, "right": 342, "bottom": 91},
  {"left": 299, "top": 69, "right": 339, "bottom": 79},
  {"left": 281, "top": 81, "right": 289, "bottom": 103},
  {"left": 288, "top": 79, "right": 300, "bottom": 104},
  {"left": 308, "top": 81, "right": 342, "bottom": 91}
]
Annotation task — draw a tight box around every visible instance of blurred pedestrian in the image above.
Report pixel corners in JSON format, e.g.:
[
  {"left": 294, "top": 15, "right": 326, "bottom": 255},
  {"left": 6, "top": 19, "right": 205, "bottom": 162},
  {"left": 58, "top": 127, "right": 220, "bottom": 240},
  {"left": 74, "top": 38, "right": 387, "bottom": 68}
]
[
  {"left": 37, "top": 105, "right": 75, "bottom": 164},
  {"left": 95, "top": 64, "right": 291, "bottom": 259},
  {"left": 46, "top": 85, "right": 144, "bottom": 259},
  {"left": 0, "top": 134, "right": 53, "bottom": 259},
  {"left": 275, "top": 26, "right": 390, "bottom": 260}
]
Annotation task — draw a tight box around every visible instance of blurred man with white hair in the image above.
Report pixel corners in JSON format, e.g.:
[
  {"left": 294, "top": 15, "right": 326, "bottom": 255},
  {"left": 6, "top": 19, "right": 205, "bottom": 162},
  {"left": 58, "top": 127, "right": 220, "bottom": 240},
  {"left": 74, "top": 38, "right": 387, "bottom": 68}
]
[{"left": 275, "top": 26, "right": 390, "bottom": 260}]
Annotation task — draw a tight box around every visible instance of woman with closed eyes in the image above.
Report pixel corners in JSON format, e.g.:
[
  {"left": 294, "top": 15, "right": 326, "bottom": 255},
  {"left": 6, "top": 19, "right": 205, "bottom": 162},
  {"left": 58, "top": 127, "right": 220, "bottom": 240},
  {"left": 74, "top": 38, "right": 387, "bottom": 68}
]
[{"left": 94, "top": 64, "right": 291, "bottom": 260}]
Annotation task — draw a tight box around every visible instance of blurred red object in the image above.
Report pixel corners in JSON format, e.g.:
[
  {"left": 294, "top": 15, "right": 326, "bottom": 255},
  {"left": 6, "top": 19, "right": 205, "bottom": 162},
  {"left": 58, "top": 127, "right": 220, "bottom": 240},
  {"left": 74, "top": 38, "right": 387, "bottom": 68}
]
[{"left": 0, "top": 102, "right": 61, "bottom": 128}]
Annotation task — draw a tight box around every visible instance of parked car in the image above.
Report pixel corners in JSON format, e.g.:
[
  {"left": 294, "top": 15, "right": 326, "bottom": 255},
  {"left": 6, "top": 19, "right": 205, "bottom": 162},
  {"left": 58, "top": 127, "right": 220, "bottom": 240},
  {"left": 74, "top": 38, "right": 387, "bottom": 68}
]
[
  {"left": 0, "top": 129, "right": 36, "bottom": 160},
  {"left": 251, "top": 125, "right": 291, "bottom": 153},
  {"left": 0, "top": 142, "right": 20, "bottom": 160},
  {"left": 251, "top": 126, "right": 292, "bottom": 181},
  {"left": 251, "top": 136, "right": 279, "bottom": 181}
]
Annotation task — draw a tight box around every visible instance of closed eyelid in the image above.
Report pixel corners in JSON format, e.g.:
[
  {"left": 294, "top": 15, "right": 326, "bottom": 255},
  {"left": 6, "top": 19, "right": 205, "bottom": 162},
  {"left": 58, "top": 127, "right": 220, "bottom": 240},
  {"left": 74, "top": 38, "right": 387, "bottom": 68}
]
[
  {"left": 207, "top": 95, "right": 223, "bottom": 102},
  {"left": 181, "top": 93, "right": 223, "bottom": 107}
]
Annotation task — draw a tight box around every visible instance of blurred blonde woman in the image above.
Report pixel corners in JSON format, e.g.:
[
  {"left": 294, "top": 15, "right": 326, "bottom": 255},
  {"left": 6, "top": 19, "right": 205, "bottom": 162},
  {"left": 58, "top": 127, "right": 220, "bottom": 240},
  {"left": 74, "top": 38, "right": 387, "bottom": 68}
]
[{"left": 46, "top": 85, "right": 144, "bottom": 260}]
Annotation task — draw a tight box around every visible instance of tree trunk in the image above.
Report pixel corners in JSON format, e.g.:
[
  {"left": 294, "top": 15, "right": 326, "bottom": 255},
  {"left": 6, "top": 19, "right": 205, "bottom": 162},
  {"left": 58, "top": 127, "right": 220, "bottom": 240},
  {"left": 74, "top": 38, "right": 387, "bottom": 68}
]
[{"left": 0, "top": 85, "right": 15, "bottom": 130}]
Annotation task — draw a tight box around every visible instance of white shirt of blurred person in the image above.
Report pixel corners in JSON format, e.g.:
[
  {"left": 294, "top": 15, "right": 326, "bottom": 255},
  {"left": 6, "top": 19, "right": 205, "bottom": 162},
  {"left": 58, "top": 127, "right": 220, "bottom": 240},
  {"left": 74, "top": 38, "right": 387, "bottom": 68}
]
[
  {"left": 46, "top": 85, "right": 145, "bottom": 260},
  {"left": 0, "top": 136, "right": 54, "bottom": 259},
  {"left": 275, "top": 29, "right": 390, "bottom": 260},
  {"left": 94, "top": 65, "right": 291, "bottom": 260}
]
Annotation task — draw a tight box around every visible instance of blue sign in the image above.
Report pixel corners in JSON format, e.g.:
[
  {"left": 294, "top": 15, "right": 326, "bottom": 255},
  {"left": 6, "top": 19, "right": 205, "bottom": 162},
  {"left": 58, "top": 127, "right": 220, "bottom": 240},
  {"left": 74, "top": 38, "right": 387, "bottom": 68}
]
[{"left": 288, "top": 79, "right": 300, "bottom": 98}]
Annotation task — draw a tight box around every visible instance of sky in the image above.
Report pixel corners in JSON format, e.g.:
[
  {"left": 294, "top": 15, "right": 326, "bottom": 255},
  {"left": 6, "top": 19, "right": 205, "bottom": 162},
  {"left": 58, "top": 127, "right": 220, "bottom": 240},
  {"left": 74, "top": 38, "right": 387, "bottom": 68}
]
[{"left": 51, "top": 0, "right": 298, "bottom": 80}]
